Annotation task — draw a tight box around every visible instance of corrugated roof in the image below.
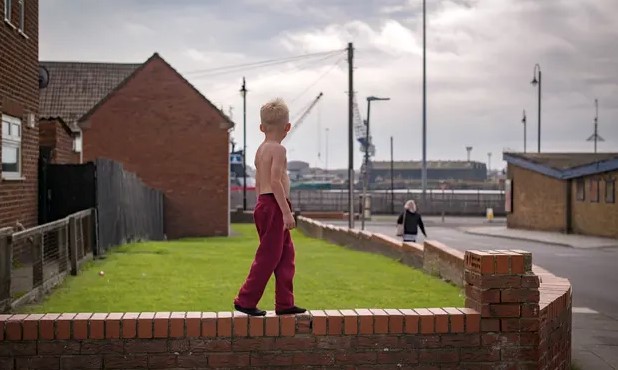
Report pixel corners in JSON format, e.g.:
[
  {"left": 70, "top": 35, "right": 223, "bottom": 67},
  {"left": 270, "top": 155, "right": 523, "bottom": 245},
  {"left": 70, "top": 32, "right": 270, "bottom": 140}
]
[
  {"left": 371, "top": 160, "right": 485, "bottom": 170},
  {"left": 506, "top": 152, "right": 618, "bottom": 170},
  {"left": 39, "top": 61, "right": 141, "bottom": 123}
]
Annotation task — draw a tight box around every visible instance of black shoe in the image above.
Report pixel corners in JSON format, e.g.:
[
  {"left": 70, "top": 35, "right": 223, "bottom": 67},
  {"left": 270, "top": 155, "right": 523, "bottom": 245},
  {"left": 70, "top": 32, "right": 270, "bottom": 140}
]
[
  {"left": 276, "top": 306, "right": 307, "bottom": 315},
  {"left": 234, "top": 304, "right": 266, "bottom": 316}
]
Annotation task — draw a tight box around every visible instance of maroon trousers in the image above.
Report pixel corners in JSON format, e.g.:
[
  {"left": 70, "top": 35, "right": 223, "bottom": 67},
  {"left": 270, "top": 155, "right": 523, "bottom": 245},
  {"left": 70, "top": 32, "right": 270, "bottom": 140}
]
[{"left": 234, "top": 194, "right": 295, "bottom": 311}]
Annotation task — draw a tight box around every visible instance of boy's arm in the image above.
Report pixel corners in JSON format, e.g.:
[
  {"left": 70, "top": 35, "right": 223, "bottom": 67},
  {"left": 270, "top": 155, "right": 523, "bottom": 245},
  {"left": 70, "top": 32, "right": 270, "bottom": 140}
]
[
  {"left": 271, "top": 145, "right": 295, "bottom": 229},
  {"left": 254, "top": 166, "right": 261, "bottom": 200}
]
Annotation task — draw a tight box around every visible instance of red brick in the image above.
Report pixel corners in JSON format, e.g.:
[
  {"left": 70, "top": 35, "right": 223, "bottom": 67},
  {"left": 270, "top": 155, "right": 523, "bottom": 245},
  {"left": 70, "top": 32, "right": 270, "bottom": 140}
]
[
  {"left": 177, "top": 353, "right": 207, "bottom": 368},
  {"left": 90, "top": 313, "right": 107, "bottom": 339},
  {"left": 280, "top": 314, "right": 295, "bottom": 336},
  {"left": 502, "top": 318, "right": 539, "bottom": 332},
  {"left": 148, "top": 354, "right": 177, "bottom": 368},
  {"left": 414, "top": 309, "right": 435, "bottom": 334},
  {"left": 495, "top": 254, "right": 510, "bottom": 274},
  {"left": 23, "top": 314, "right": 44, "bottom": 340},
  {"left": 187, "top": 312, "right": 203, "bottom": 337},
  {"left": 153, "top": 312, "right": 170, "bottom": 338},
  {"left": 209, "top": 353, "right": 250, "bottom": 367},
  {"left": 522, "top": 274, "right": 540, "bottom": 288},
  {"left": 340, "top": 309, "right": 358, "bottom": 335},
  {"left": 316, "top": 336, "right": 352, "bottom": 349},
  {"left": 369, "top": 309, "right": 389, "bottom": 334},
  {"left": 461, "top": 347, "right": 500, "bottom": 362},
  {"left": 61, "top": 355, "right": 102, "bottom": 369},
  {"left": 15, "top": 356, "right": 60, "bottom": 370},
  {"left": 457, "top": 308, "right": 480, "bottom": 333},
  {"left": 510, "top": 253, "right": 525, "bottom": 274},
  {"left": 443, "top": 308, "right": 464, "bottom": 333},
  {"left": 502, "top": 288, "right": 540, "bottom": 303},
  {"left": 419, "top": 349, "right": 459, "bottom": 363},
  {"left": 325, "top": 310, "right": 343, "bottom": 335},
  {"left": 399, "top": 309, "right": 419, "bottom": 333},
  {"left": 293, "top": 352, "right": 335, "bottom": 366},
  {"left": 502, "top": 347, "right": 539, "bottom": 361},
  {"left": 428, "top": 308, "right": 449, "bottom": 333},
  {"left": 275, "top": 336, "right": 316, "bottom": 351},
  {"left": 489, "top": 304, "right": 521, "bottom": 317},
  {"left": 169, "top": 312, "right": 185, "bottom": 338},
  {"left": 481, "top": 318, "right": 500, "bottom": 332},
  {"left": 355, "top": 309, "right": 374, "bottom": 334},
  {"left": 56, "top": 313, "right": 76, "bottom": 340},
  {"left": 40, "top": 313, "right": 60, "bottom": 340},
  {"left": 384, "top": 309, "right": 404, "bottom": 333},
  {"left": 138, "top": 312, "right": 155, "bottom": 339},
  {"left": 81, "top": 340, "right": 123, "bottom": 354},
  {"left": 232, "top": 311, "right": 249, "bottom": 337},
  {"left": 103, "top": 354, "right": 148, "bottom": 369},
  {"left": 335, "top": 351, "right": 377, "bottom": 365},
  {"left": 378, "top": 350, "right": 419, "bottom": 364},
  {"left": 217, "top": 312, "right": 232, "bottom": 337},
  {"left": 296, "top": 314, "right": 311, "bottom": 334},
  {"left": 122, "top": 313, "right": 139, "bottom": 339},
  {"left": 310, "top": 310, "right": 327, "bottom": 335},
  {"left": 190, "top": 338, "right": 231, "bottom": 352},
  {"left": 106, "top": 313, "right": 123, "bottom": 339},
  {"left": 264, "top": 312, "right": 279, "bottom": 336},
  {"left": 249, "top": 316, "right": 265, "bottom": 337},
  {"left": 6, "top": 314, "right": 27, "bottom": 340},
  {"left": 440, "top": 333, "right": 481, "bottom": 347},
  {"left": 124, "top": 339, "right": 167, "bottom": 353}
]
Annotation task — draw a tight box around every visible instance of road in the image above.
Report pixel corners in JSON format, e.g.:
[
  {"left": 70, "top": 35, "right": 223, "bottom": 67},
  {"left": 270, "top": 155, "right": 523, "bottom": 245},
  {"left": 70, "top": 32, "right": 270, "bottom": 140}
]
[{"left": 322, "top": 217, "right": 618, "bottom": 369}]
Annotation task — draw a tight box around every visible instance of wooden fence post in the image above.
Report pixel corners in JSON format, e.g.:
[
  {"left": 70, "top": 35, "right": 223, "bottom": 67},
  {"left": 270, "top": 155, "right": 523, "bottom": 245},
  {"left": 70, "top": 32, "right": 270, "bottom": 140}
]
[
  {"left": 69, "top": 216, "right": 78, "bottom": 275},
  {"left": 0, "top": 228, "right": 13, "bottom": 312}
]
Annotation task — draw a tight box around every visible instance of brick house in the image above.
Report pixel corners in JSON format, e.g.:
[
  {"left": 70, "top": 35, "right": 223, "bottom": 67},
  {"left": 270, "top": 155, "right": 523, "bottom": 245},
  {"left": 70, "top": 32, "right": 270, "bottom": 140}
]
[
  {"left": 38, "top": 117, "right": 81, "bottom": 164},
  {"left": 39, "top": 54, "right": 234, "bottom": 238},
  {"left": 504, "top": 152, "right": 618, "bottom": 238},
  {"left": 0, "top": 0, "right": 39, "bottom": 229}
]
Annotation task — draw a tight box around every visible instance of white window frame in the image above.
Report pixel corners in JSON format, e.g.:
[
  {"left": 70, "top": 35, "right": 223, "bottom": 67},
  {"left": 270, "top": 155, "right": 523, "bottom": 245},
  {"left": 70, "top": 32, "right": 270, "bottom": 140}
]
[
  {"left": 4, "top": 0, "right": 12, "bottom": 24},
  {"left": 17, "top": 0, "right": 25, "bottom": 34},
  {"left": 1, "top": 114, "right": 23, "bottom": 180}
]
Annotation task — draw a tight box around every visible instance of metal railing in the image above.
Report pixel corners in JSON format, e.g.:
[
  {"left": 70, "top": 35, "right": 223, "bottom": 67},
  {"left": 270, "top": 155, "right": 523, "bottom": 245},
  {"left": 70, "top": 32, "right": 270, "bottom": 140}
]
[{"left": 0, "top": 209, "right": 96, "bottom": 312}]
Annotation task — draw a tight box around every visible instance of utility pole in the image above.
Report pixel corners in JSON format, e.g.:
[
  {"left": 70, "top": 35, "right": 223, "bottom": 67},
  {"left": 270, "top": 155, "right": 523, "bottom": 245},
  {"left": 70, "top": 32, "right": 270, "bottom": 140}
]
[
  {"left": 587, "top": 98, "right": 604, "bottom": 153},
  {"left": 466, "top": 146, "right": 472, "bottom": 162},
  {"left": 531, "top": 64, "right": 542, "bottom": 153},
  {"left": 347, "top": 42, "right": 355, "bottom": 229},
  {"left": 421, "top": 0, "right": 428, "bottom": 200},
  {"left": 390, "top": 136, "right": 395, "bottom": 214},
  {"left": 522, "top": 110, "right": 527, "bottom": 153},
  {"left": 240, "top": 77, "right": 247, "bottom": 210}
]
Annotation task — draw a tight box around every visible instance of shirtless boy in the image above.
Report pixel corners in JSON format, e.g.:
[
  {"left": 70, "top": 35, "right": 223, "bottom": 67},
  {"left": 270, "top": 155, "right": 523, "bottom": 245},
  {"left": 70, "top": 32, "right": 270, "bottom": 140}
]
[{"left": 233, "top": 98, "right": 306, "bottom": 317}]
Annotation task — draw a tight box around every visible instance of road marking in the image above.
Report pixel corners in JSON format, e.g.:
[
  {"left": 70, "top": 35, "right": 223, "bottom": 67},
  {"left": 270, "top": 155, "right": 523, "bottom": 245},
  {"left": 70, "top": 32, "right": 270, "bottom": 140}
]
[{"left": 572, "top": 307, "right": 599, "bottom": 314}]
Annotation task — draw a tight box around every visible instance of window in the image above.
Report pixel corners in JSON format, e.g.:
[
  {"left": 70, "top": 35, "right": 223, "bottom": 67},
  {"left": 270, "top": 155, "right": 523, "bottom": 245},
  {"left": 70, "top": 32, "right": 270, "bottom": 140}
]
[
  {"left": 1, "top": 114, "right": 22, "bottom": 179},
  {"left": 576, "top": 178, "right": 585, "bottom": 201},
  {"left": 73, "top": 133, "right": 83, "bottom": 153},
  {"left": 18, "top": 0, "right": 24, "bottom": 32},
  {"left": 590, "top": 178, "right": 600, "bottom": 203},
  {"left": 4, "top": 0, "right": 12, "bottom": 23},
  {"left": 606, "top": 179, "right": 616, "bottom": 204}
]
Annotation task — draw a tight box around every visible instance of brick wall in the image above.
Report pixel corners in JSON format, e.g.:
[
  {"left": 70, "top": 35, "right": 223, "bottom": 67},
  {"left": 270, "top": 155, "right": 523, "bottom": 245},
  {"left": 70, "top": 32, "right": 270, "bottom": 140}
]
[
  {"left": 570, "top": 170, "right": 618, "bottom": 238},
  {"left": 39, "top": 119, "right": 80, "bottom": 165},
  {"left": 507, "top": 165, "right": 567, "bottom": 232},
  {"left": 0, "top": 244, "right": 571, "bottom": 369},
  {"left": 0, "top": 0, "right": 39, "bottom": 229},
  {"left": 81, "top": 55, "right": 230, "bottom": 238}
]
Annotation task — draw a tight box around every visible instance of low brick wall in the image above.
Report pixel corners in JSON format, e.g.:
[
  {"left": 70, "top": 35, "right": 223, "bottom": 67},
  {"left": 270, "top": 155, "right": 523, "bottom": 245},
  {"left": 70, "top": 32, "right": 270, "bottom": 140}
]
[{"left": 0, "top": 217, "right": 572, "bottom": 369}]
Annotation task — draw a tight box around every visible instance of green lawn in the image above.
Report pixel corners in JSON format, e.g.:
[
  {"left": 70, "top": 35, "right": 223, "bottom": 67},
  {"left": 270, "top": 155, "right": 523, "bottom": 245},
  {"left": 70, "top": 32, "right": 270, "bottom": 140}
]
[{"left": 20, "top": 224, "right": 463, "bottom": 313}]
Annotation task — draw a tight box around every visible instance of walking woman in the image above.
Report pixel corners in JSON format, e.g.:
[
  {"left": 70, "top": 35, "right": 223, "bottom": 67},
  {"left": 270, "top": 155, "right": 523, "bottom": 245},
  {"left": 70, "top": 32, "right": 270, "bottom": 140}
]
[{"left": 396, "top": 200, "right": 427, "bottom": 242}]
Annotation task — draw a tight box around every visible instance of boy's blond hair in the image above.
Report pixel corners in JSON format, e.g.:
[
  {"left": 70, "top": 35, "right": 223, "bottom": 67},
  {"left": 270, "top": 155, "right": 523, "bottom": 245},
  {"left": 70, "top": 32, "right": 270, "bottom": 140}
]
[{"left": 260, "top": 98, "right": 289, "bottom": 128}]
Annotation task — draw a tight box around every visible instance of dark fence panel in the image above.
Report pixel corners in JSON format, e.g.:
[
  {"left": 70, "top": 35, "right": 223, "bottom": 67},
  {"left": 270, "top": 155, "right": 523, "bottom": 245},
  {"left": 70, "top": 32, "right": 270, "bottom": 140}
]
[
  {"left": 40, "top": 163, "right": 96, "bottom": 223},
  {"left": 95, "top": 159, "right": 164, "bottom": 254}
]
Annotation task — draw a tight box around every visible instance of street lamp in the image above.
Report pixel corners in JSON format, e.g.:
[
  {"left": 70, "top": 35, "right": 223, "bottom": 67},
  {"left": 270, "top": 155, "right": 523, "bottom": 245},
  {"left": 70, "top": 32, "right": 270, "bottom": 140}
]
[
  {"left": 522, "top": 109, "right": 527, "bottom": 153},
  {"left": 530, "top": 64, "right": 541, "bottom": 153},
  {"left": 361, "top": 96, "right": 390, "bottom": 230}
]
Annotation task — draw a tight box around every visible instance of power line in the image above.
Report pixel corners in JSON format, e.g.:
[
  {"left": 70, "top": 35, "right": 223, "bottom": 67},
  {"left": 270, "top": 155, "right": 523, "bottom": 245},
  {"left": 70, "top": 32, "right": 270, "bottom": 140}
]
[
  {"left": 183, "top": 49, "right": 345, "bottom": 77},
  {"left": 289, "top": 56, "right": 346, "bottom": 105}
]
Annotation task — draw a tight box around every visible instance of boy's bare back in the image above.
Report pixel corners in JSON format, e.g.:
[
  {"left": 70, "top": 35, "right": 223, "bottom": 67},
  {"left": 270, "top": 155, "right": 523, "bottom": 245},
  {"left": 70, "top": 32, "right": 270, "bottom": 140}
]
[{"left": 254, "top": 142, "right": 290, "bottom": 198}]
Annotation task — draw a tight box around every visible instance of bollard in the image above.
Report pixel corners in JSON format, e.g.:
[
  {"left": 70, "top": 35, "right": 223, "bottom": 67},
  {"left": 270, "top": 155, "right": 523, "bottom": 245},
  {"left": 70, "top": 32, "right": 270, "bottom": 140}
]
[{"left": 486, "top": 208, "right": 494, "bottom": 223}]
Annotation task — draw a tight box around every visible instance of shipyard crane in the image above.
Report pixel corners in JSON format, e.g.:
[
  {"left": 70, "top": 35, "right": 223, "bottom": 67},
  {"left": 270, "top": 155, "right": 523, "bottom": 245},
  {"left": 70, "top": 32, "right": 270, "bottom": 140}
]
[
  {"left": 353, "top": 94, "right": 375, "bottom": 156},
  {"left": 285, "top": 92, "right": 324, "bottom": 140}
]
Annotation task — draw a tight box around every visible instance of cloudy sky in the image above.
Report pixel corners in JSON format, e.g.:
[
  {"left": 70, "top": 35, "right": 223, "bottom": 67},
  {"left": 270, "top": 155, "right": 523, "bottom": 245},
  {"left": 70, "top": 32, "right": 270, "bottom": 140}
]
[{"left": 40, "top": 0, "right": 618, "bottom": 170}]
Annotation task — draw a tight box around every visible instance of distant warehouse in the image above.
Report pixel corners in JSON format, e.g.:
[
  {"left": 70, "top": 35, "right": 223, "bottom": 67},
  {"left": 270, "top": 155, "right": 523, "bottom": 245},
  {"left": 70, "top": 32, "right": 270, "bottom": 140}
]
[{"left": 367, "top": 161, "right": 488, "bottom": 183}]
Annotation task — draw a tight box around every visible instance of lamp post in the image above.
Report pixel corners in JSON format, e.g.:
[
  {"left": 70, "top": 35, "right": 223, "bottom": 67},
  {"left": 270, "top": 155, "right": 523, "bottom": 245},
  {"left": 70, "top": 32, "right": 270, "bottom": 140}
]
[
  {"left": 361, "top": 96, "right": 390, "bottom": 230},
  {"left": 522, "top": 109, "right": 527, "bottom": 153},
  {"left": 530, "top": 64, "right": 541, "bottom": 153}
]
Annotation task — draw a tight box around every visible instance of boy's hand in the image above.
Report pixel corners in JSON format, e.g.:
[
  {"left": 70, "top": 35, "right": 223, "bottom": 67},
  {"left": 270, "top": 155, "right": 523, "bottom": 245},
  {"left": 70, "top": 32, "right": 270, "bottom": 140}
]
[{"left": 283, "top": 212, "right": 296, "bottom": 230}]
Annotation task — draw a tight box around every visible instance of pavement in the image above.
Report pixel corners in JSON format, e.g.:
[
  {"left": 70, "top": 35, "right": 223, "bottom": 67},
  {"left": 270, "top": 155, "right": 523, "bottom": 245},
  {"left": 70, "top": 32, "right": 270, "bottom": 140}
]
[{"left": 320, "top": 216, "right": 618, "bottom": 370}]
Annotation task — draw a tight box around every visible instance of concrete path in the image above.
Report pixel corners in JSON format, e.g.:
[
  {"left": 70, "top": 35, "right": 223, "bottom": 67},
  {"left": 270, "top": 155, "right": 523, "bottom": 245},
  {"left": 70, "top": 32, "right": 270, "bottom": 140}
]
[
  {"left": 462, "top": 226, "right": 618, "bottom": 249},
  {"left": 319, "top": 218, "right": 618, "bottom": 370}
]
